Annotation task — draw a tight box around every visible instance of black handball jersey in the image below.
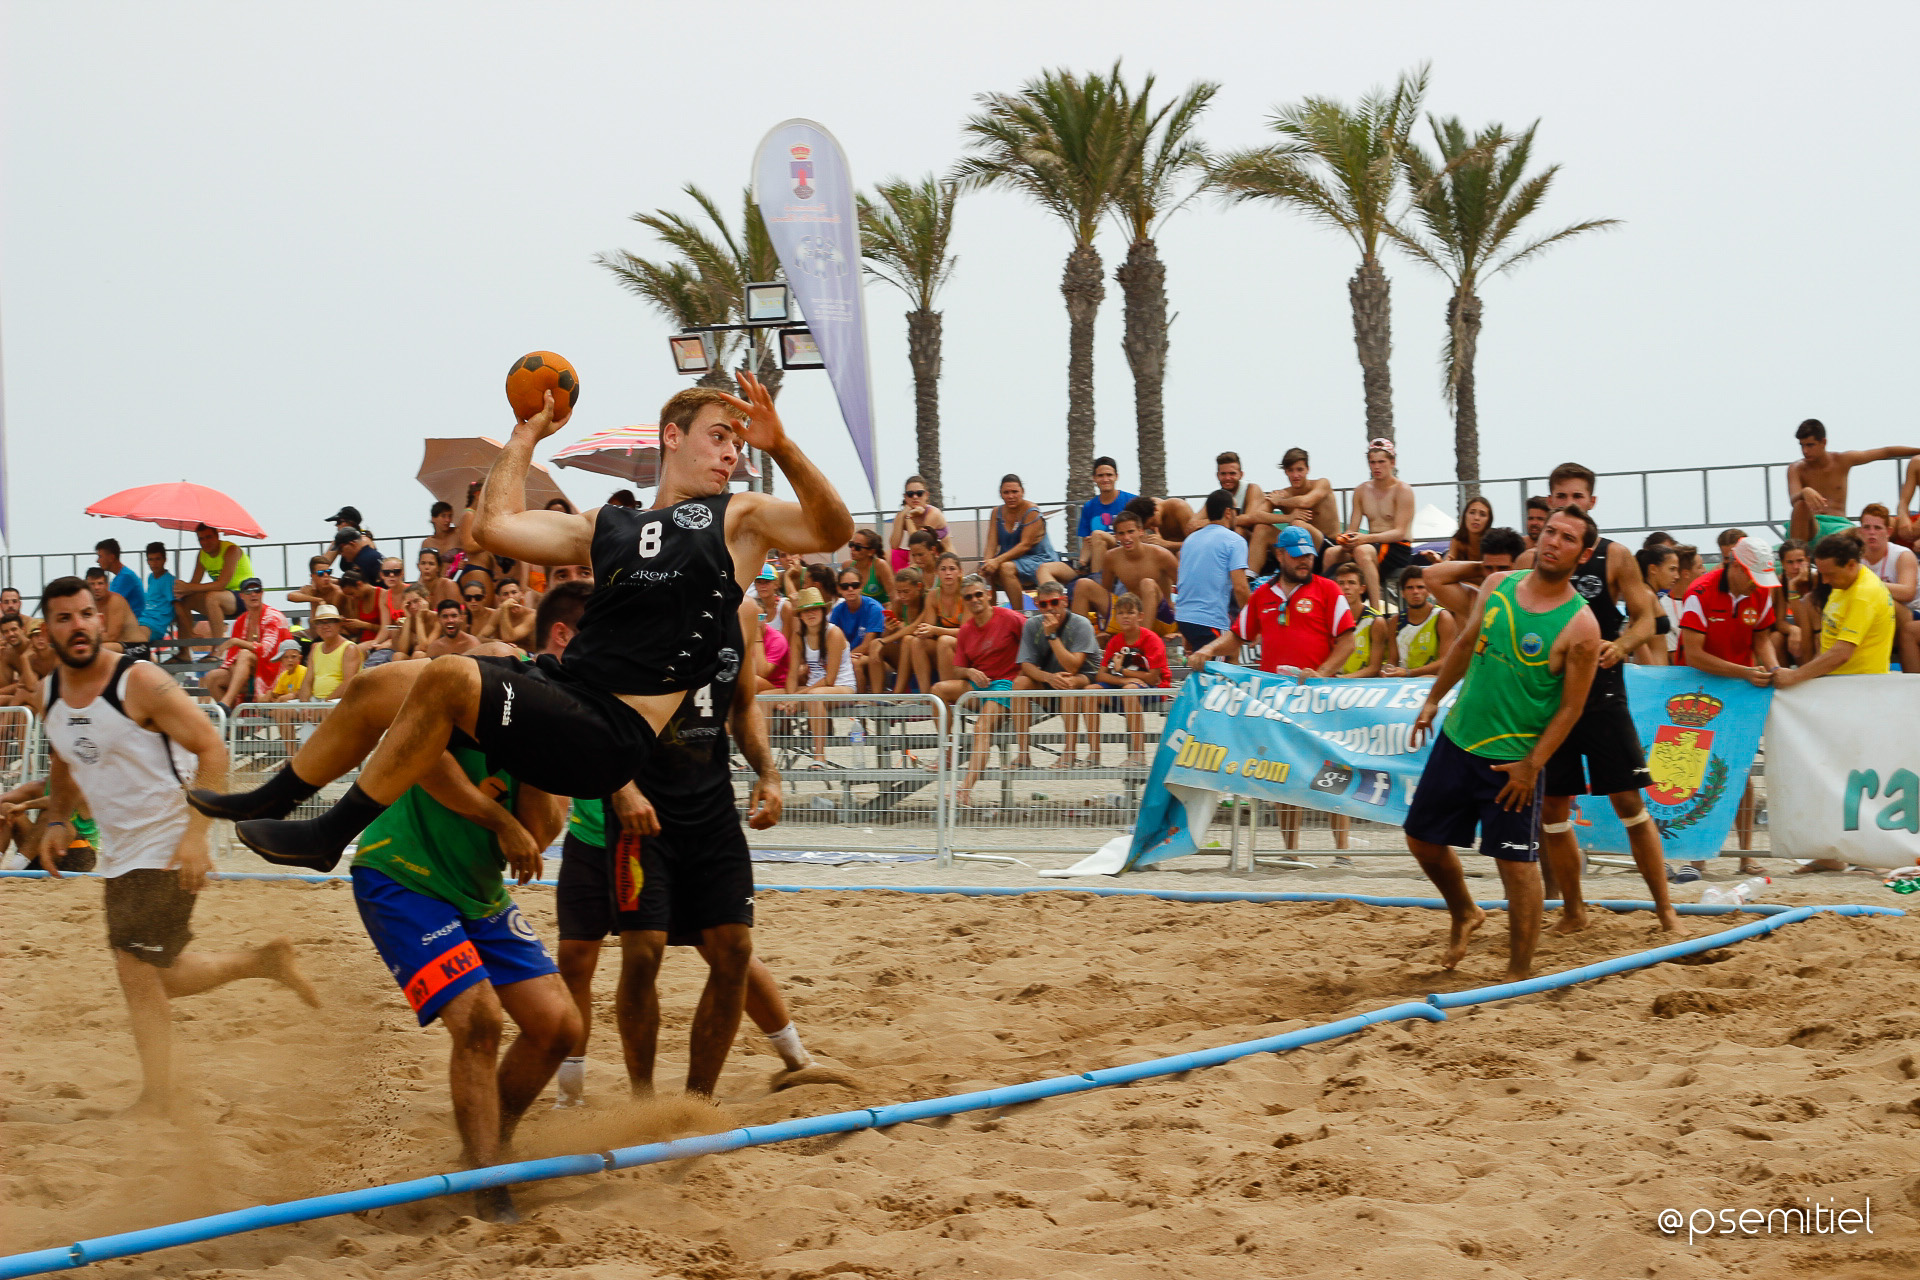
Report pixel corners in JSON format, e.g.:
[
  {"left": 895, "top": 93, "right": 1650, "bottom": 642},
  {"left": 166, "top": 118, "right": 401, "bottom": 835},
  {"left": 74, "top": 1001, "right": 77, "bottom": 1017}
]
[
  {"left": 562, "top": 494, "right": 745, "bottom": 696},
  {"left": 636, "top": 604, "right": 745, "bottom": 808},
  {"left": 1569, "top": 535, "right": 1625, "bottom": 693}
]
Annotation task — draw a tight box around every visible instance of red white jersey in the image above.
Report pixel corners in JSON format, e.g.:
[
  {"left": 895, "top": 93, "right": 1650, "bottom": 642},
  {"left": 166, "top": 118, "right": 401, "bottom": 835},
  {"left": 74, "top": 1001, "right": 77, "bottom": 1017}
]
[
  {"left": 1232, "top": 574, "right": 1354, "bottom": 673},
  {"left": 1679, "top": 566, "right": 1775, "bottom": 666}
]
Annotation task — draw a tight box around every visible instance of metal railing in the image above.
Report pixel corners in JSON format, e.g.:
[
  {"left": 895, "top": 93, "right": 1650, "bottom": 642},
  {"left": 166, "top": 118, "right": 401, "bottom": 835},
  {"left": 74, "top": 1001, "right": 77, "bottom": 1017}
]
[{"left": 743, "top": 692, "right": 949, "bottom": 856}]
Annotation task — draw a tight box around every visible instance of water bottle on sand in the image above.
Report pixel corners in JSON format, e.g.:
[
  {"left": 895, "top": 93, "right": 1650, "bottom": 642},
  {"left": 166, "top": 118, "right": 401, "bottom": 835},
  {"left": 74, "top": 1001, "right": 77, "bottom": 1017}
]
[{"left": 1699, "top": 876, "right": 1771, "bottom": 906}]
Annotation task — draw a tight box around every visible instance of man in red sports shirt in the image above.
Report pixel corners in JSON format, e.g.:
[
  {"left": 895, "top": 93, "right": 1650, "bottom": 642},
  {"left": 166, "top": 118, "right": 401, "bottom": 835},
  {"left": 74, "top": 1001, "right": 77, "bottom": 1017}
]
[
  {"left": 1189, "top": 526, "right": 1355, "bottom": 676},
  {"left": 935, "top": 574, "right": 1026, "bottom": 808},
  {"left": 1678, "top": 535, "right": 1779, "bottom": 875}
]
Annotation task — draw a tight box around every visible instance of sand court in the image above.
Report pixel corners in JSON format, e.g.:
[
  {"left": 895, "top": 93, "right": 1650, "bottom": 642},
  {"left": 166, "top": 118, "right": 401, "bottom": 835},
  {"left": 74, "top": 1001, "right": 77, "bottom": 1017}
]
[{"left": 3, "top": 878, "right": 1919, "bottom": 1279}]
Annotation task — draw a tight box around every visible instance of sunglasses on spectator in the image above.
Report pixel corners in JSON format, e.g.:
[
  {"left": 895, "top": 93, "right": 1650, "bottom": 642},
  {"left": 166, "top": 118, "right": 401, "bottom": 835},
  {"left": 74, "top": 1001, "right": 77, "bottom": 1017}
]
[
  {"left": 961, "top": 590, "right": 987, "bottom": 601},
  {"left": 838, "top": 581, "right": 861, "bottom": 590},
  {"left": 463, "top": 592, "right": 484, "bottom": 602},
  {"left": 381, "top": 569, "right": 403, "bottom": 577},
  {"left": 905, "top": 489, "right": 927, "bottom": 498},
  {"left": 1038, "top": 599, "right": 1066, "bottom": 608}
]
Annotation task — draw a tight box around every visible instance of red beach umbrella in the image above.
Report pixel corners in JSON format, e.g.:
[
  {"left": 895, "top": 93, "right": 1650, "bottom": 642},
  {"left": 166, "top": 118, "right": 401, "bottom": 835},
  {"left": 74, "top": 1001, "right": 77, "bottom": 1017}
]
[
  {"left": 549, "top": 424, "right": 759, "bottom": 488},
  {"left": 85, "top": 482, "right": 267, "bottom": 540}
]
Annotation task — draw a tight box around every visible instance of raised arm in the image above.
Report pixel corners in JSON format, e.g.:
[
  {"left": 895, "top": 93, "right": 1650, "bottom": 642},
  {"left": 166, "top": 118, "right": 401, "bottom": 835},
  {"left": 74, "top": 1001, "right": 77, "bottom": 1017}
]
[
  {"left": 1423, "top": 559, "right": 1486, "bottom": 624},
  {"left": 469, "top": 393, "right": 597, "bottom": 568},
  {"left": 723, "top": 371, "right": 855, "bottom": 561}
]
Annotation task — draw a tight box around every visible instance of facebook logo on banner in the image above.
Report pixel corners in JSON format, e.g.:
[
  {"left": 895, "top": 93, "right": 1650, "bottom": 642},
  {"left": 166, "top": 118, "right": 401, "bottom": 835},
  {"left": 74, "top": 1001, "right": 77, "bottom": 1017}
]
[{"left": 1350, "top": 769, "right": 1393, "bottom": 807}]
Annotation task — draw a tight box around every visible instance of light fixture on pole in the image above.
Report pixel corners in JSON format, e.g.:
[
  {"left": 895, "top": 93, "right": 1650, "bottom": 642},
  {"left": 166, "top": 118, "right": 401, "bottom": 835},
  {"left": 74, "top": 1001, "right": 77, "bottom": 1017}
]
[
  {"left": 667, "top": 332, "right": 714, "bottom": 377},
  {"left": 778, "top": 327, "right": 824, "bottom": 370},
  {"left": 743, "top": 281, "right": 792, "bottom": 324}
]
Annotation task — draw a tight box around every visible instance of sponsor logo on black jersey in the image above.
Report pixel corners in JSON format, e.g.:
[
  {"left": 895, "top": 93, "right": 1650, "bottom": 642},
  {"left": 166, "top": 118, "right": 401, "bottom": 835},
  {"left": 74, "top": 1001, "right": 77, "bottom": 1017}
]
[{"left": 674, "top": 504, "right": 714, "bottom": 531}]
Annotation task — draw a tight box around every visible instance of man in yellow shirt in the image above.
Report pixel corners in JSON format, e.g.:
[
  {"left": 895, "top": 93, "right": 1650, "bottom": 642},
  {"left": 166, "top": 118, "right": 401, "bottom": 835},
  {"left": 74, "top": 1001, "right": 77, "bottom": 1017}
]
[{"left": 1775, "top": 531, "right": 1897, "bottom": 687}]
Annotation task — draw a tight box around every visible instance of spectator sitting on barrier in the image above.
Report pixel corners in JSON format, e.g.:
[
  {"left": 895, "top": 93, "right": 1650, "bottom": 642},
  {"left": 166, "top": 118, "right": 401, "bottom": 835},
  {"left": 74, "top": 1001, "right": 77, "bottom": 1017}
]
[
  {"left": 477, "top": 579, "right": 535, "bottom": 649},
  {"left": 1333, "top": 562, "right": 1390, "bottom": 679},
  {"left": 888, "top": 476, "right": 950, "bottom": 569},
  {"left": 94, "top": 539, "right": 146, "bottom": 622},
  {"left": 1012, "top": 580, "right": 1101, "bottom": 768},
  {"left": 1384, "top": 565, "right": 1456, "bottom": 679},
  {"left": 1632, "top": 545, "right": 1680, "bottom": 665},
  {"left": 0, "top": 612, "right": 41, "bottom": 715},
  {"left": 1, "top": 587, "right": 24, "bottom": 619},
  {"left": 138, "top": 543, "right": 178, "bottom": 660},
  {"left": 751, "top": 562, "right": 790, "bottom": 637},
  {"left": 1525, "top": 496, "right": 1552, "bottom": 548},
  {"left": 1785, "top": 418, "right": 1920, "bottom": 544},
  {"left": 173, "top": 522, "right": 251, "bottom": 657},
  {"left": 873, "top": 566, "right": 930, "bottom": 695},
  {"left": 1249, "top": 447, "right": 1340, "bottom": 575},
  {"left": 201, "top": 578, "right": 291, "bottom": 709},
  {"left": 903, "top": 528, "right": 942, "bottom": 579},
  {"left": 980, "top": 474, "right": 1074, "bottom": 609},
  {"left": 412, "top": 547, "right": 462, "bottom": 608},
  {"left": 1174, "top": 490, "right": 1253, "bottom": 659},
  {"left": 1201, "top": 451, "right": 1264, "bottom": 539},
  {"left": 939, "top": 575, "right": 1026, "bottom": 807},
  {"left": 328, "top": 526, "right": 385, "bottom": 585},
  {"left": 1073, "top": 509, "right": 1180, "bottom": 639},
  {"left": 1115, "top": 494, "right": 1190, "bottom": 550},
  {"left": 831, "top": 567, "right": 890, "bottom": 694},
  {"left": 83, "top": 568, "right": 143, "bottom": 657},
  {"left": 297, "top": 605, "right": 361, "bottom": 701},
  {"left": 1074, "top": 457, "right": 1138, "bottom": 575},
  {"left": 422, "top": 500, "right": 463, "bottom": 574},
  {"left": 1094, "top": 592, "right": 1170, "bottom": 767},
  {"left": 384, "top": 583, "right": 434, "bottom": 663},
  {"left": 1677, "top": 535, "right": 1779, "bottom": 875},
  {"left": 1444, "top": 496, "right": 1495, "bottom": 563},
  {"left": 25, "top": 619, "right": 53, "bottom": 681},
  {"left": 748, "top": 580, "right": 792, "bottom": 695},
  {"left": 845, "top": 529, "right": 895, "bottom": 607},
  {"left": 785, "top": 587, "right": 855, "bottom": 767},
  {"left": 914, "top": 551, "right": 968, "bottom": 684},
  {"left": 1324, "top": 440, "right": 1416, "bottom": 612},
  {"left": 287, "top": 556, "right": 344, "bottom": 613},
  {"left": 1858, "top": 503, "right": 1917, "bottom": 611}
]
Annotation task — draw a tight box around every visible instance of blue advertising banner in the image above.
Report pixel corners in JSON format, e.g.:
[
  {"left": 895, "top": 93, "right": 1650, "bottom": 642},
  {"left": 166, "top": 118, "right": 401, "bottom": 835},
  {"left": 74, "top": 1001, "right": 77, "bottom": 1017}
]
[
  {"left": 1126, "top": 664, "right": 1451, "bottom": 869},
  {"left": 1122, "top": 663, "right": 1770, "bottom": 871},
  {"left": 1578, "top": 666, "right": 1772, "bottom": 860},
  {"left": 751, "top": 120, "right": 879, "bottom": 506}
]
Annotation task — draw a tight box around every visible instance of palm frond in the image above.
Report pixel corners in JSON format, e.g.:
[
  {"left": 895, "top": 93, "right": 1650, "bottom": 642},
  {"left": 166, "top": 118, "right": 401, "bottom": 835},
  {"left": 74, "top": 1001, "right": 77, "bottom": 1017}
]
[
  {"left": 858, "top": 174, "right": 959, "bottom": 309},
  {"left": 956, "top": 66, "right": 1142, "bottom": 246}
]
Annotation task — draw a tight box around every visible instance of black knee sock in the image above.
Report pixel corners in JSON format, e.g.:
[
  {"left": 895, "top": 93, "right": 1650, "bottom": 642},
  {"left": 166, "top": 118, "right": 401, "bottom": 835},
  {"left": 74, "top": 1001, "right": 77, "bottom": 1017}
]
[
  {"left": 256, "top": 763, "right": 322, "bottom": 810},
  {"left": 311, "top": 783, "right": 388, "bottom": 845}
]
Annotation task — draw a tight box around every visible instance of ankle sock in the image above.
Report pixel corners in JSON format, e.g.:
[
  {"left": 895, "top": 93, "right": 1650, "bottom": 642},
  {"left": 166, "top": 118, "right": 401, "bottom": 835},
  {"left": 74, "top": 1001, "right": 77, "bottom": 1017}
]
[
  {"left": 764, "top": 1023, "right": 811, "bottom": 1071},
  {"left": 556, "top": 1057, "right": 585, "bottom": 1100},
  {"left": 256, "top": 763, "right": 322, "bottom": 815},
  {"left": 316, "top": 783, "right": 389, "bottom": 848}
]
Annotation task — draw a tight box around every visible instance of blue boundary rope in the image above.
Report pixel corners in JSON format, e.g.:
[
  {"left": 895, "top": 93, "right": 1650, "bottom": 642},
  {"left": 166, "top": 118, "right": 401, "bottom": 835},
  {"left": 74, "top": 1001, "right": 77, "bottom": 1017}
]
[{"left": 0, "top": 876, "right": 1901, "bottom": 1279}]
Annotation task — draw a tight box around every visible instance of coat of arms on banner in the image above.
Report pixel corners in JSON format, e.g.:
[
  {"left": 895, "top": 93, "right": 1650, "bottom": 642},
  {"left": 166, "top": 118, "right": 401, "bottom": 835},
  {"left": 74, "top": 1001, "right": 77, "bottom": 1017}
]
[
  {"left": 789, "top": 145, "right": 814, "bottom": 200},
  {"left": 1646, "top": 690, "right": 1729, "bottom": 833}
]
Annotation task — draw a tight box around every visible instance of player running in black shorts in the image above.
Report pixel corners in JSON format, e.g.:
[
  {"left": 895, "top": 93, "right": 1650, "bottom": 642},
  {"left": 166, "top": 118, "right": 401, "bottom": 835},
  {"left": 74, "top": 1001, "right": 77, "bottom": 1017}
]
[
  {"left": 1518, "top": 463, "right": 1682, "bottom": 935},
  {"left": 189, "top": 370, "right": 852, "bottom": 868}
]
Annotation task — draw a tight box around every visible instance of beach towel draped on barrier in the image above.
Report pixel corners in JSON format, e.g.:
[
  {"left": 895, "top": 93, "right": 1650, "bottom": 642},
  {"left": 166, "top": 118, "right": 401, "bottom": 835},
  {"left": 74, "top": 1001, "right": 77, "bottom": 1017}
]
[
  {"left": 0, "top": 877, "right": 1899, "bottom": 1280},
  {"left": 1081, "top": 663, "right": 1774, "bottom": 876}
]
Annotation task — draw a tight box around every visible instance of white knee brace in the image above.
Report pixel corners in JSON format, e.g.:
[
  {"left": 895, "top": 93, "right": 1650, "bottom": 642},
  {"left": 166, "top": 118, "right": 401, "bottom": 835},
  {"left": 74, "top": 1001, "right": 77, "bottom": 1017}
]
[
  {"left": 1621, "top": 809, "right": 1653, "bottom": 827},
  {"left": 1541, "top": 820, "right": 1575, "bottom": 834}
]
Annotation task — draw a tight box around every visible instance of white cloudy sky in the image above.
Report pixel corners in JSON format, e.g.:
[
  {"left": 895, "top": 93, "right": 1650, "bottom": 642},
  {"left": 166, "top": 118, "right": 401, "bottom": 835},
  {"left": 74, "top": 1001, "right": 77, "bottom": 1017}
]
[{"left": 4, "top": 0, "right": 1915, "bottom": 567}]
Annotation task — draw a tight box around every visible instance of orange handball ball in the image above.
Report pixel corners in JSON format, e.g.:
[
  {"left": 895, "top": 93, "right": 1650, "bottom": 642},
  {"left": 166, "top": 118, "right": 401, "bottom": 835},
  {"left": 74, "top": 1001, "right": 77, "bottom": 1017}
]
[{"left": 505, "top": 351, "right": 580, "bottom": 422}]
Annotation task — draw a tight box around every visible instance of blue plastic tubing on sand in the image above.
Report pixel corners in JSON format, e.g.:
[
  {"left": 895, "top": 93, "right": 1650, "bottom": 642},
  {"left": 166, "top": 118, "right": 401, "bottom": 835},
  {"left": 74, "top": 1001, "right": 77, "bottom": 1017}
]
[{"left": 0, "top": 877, "right": 1900, "bottom": 1279}]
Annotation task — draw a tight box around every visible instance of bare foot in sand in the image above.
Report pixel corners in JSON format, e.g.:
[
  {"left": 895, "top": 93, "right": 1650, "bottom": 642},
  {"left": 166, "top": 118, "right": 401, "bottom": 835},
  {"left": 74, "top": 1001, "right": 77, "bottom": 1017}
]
[
  {"left": 1441, "top": 908, "right": 1486, "bottom": 969},
  {"left": 1551, "top": 906, "right": 1590, "bottom": 936},
  {"left": 116, "top": 1092, "right": 176, "bottom": 1122},
  {"left": 1655, "top": 905, "right": 1684, "bottom": 934},
  {"left": 259, "top": 937, "right": 321, "bottom": 1007}
]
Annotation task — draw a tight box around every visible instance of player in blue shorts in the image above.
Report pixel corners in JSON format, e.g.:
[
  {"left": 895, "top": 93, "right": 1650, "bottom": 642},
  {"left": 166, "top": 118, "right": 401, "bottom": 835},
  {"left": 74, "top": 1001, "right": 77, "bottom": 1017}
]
[{"left": 350, "top": 746, "right": 575, "bottom": 1223}]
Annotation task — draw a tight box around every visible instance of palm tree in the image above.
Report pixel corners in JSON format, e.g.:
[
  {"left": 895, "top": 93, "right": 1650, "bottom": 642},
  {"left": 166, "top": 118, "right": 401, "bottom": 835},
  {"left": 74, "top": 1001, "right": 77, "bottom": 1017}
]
[
  {"left": 1212, "top": 66, "right": 1429, "bottom": 445},
  {"left": 1111, "top": 72, "right": 1218, "bottom": 498},
  {"left": 858, "top": 176, "right": 960, "bottom": 507},
  {"left": 596, "top": 185, "right": 784, "bottom": 487},
  {"left": 595, "top": 184, "right": 785, "bottom": 401},
  {"left": 957, "top": 67, "right": 1139, "bottom": 511},
  {"left": 1396, "top": 118, "right": 1618, "bottom": 495}
]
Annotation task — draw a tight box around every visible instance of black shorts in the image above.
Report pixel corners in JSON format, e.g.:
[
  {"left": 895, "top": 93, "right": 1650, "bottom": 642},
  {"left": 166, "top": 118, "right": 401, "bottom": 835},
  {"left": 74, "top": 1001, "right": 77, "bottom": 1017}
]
[
  {"left": 1176, "top": 621, "right": 1223, "bottom": 653},
  {"left": 1544, "top": 679, "right": 1651, "bottom": 798},
  {"left": 466, "top": 655, "right": 654, "bottom": 799},
  {"left": 555, "top": 831, "right": 615, "bottom": 942},
  {"left": 104, "top": 869, "right": 196, "bottom": 967},
  {"left": 608, "top": 797, "right": 754, "bottom": 946},
  {"left": 1404, "top": 731, "right": 1542, "bottom": 862},
  {"left": 1378, "top": 542, "right": 1413, "bottom": 578}
]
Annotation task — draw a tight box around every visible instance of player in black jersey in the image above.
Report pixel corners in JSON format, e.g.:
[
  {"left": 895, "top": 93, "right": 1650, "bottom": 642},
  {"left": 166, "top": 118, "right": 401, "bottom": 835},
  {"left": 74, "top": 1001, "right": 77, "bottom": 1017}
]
[
  {"left": 191, "top": 370, "right": 852, "bottom": 871},
  {"left": 1517, "top": 462, "right": 1682, "bottom": 935}
]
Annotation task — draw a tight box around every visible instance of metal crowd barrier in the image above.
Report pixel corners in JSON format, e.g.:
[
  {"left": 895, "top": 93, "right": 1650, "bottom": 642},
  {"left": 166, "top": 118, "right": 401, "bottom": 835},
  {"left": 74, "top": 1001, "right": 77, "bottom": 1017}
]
[
  {"left": 944, "top": 687, "right": 1174, "bottom": 861},
  {"left": 741, "top": 692, "right": 949, "bottom": 859},
  {"left": 224, "top": 704, "right": 350, "bottom": 859}
]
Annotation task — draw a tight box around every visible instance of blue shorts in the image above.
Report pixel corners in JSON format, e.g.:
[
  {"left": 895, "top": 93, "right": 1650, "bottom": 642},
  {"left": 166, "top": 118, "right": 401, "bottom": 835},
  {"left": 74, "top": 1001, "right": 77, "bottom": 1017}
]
[
  {"left": 351, "top": 867, "right": 557, "bottom": 1025},
  {"left": 1404, "top": 730, "right": 1543, "bottom": 862}
]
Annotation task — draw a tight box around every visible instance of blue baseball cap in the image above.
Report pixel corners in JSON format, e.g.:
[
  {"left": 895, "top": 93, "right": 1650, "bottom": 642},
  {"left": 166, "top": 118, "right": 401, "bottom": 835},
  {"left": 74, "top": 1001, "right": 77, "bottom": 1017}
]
[
  {"left": 1276, "top": 526, "right": 1316, "bottom": 558},
  {"left": 757, "top": 563, "right": 777, "bottom": 581}
]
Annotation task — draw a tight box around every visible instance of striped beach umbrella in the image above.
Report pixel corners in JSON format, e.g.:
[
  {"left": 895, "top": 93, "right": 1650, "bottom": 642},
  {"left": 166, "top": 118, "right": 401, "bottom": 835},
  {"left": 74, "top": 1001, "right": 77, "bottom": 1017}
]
[{"left": 549, "top": 424, "right": 759, "bottom": 489}]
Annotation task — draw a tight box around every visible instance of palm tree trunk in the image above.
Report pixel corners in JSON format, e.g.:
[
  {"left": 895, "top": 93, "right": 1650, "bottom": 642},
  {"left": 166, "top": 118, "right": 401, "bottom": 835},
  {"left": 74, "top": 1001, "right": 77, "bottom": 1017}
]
[
  {"left": 1116, "top": 237, "right": 1168, "bottom": 498},
  {"left": 1447, "top": 287, "right": 1483, "bottom": 502},
  {"left": 1062, "top": 242, "right": 1105, "bottom": 540},
  {"left": 1349, "top": 253, "right": 1394, "bottom": 444},
  {"left": 906, "top": 308, "right": 945, "bottom": 507}
]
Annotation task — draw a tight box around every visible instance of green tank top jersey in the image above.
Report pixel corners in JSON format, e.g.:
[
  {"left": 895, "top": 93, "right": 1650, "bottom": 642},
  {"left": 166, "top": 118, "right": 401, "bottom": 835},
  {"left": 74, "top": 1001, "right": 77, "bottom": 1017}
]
[
  {"left": 568, "top": 797, "right": 606, "bottom": 847},
  {"left": 352, "top": 747, "right": 517, "bottom": 919},
  {"left": 1341, "top": 607, "right": 1384, "bottom": 674},
  {"left": 1400, "top": 607, "right": 1441, "bottom": 670},
  {"left": 198, "top": 541, "right": 254, "bottom": 590},
  {"left": 1442, "top": 572, "right": 1587, "bottom": 762}
]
